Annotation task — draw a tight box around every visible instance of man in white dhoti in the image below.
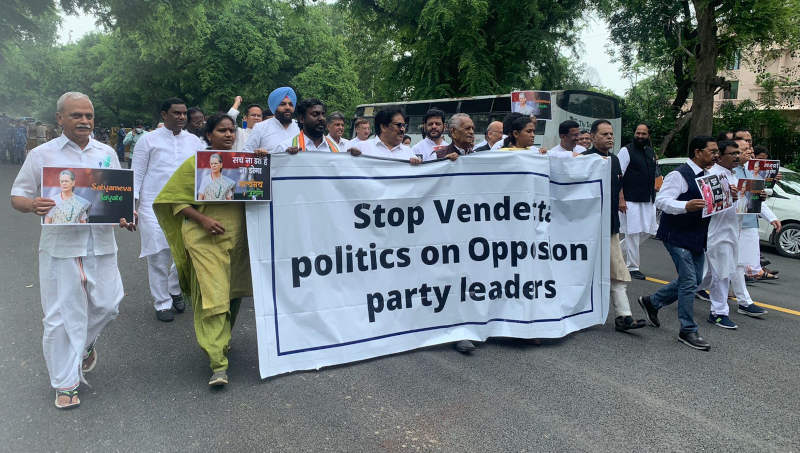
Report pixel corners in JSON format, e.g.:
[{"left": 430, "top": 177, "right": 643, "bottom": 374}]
[
  {"left": 619, "top": 124, "right": 658, "bottom": 280},
  {"left": 242, "top": 87, "right": 299, "bottom": 154},
  {"left": 704, "top": 140, "right": 767, "bottom": 329},
  {"left": 733, "top": 130, "right": 781, "bottom": 280},
  {"left": 133, "top": 97, "right": 204, "bottom": 322},
  {"left": 10, "top": 92, "right": 126, "bottom": 409}
]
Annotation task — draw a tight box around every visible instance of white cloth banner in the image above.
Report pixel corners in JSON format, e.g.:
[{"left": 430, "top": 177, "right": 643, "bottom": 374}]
[{"left": 246, "top": 152, "right": 610, "bottom": 378}]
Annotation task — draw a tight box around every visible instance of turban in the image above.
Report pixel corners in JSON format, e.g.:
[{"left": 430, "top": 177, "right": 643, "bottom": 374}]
[{"left": 268, "top": 87, "right": 297, "bottom": 115}]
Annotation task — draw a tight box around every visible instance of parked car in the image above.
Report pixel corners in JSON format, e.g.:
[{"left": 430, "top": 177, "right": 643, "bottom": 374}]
[{"left": 656, "top": 157, "right": 800, "bottom": 258}]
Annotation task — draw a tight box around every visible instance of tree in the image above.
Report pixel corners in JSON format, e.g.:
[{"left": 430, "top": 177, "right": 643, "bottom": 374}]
[
  {"left": 341, "top": 0, "right": 591, "bottom": 100},
  {"left": 595, "top": 0, "right": 800, "bottom": 152}
]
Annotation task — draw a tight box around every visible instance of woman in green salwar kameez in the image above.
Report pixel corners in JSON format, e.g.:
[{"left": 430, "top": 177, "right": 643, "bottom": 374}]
[{"left": 153, "top": 113, "right": 251, "bottom": 387}]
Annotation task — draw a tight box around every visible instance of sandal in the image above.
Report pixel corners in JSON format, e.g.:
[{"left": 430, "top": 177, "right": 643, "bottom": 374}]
[
  {"left": 54, "top": 388, "right": 80, "bottom": 410},
  {"left": 756, "top": 270, "right": 779, "bottom": 280}
]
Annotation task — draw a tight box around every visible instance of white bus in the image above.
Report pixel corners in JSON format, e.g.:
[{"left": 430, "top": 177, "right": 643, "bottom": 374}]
[{"left": 352, "top": 90, "right": 622, "bottom": 151}]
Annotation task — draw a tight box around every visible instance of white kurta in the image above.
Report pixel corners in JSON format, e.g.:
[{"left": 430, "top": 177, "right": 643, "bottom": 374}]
[
  {"left": 242, "top": 117, "right": 299, "bottom": 154},
  {"left": 11, "top": 135, "right": 124, "bottom": 389},
  {"left": 326, "top": 134, "right": 348, "bottom": 153},
  {"left": 273, "top": 133, "right": 337, "bottom": 154},
  {"left": 705, "top": 164, "right": 740, "bottom": 279},
  {"left": 132, "top": 127, "right": 204, "bottom": 257},
  {"left": 411, "top": 137, "right": 449, "bottom": 161},
  {"left": 353, "top": 137, "right": 416, "bottom": 161},
  {"left": 547, "top": 144, "right": 586, "bottom": 158},
  {"left": 618, "top": 146, "right": 659, "bottom": 235}
]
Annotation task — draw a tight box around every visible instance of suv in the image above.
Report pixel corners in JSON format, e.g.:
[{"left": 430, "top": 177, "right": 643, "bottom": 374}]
[{"left": 657, "top": 157, "right": 800, "bottom": 258}]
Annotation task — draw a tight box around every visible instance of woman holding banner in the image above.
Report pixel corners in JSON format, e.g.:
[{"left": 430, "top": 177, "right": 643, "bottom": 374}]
[{"left": 153, "top": 113, "right": 251, "bottom": 387}]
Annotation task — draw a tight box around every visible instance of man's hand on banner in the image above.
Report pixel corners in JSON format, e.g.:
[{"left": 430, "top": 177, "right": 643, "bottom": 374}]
[
  {"left": 254, "top": 148, "right": 269, "bottom": 156},
  {"left": 348, "top": 148, "right": 362, "bottom": 156},
  {"left": 444, "top": 152, "right": 459, "bottom": 161},
  {"left": 286, "top": 146, "right": 300, "bottom": 155},
  {"left": 409, "top": 156, "right": 422, "bottom": 165}
]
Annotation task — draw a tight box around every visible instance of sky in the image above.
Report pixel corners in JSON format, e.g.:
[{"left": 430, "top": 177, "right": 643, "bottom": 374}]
[{"left": 57, "top": 10, "right": 630, "bottom": 96}]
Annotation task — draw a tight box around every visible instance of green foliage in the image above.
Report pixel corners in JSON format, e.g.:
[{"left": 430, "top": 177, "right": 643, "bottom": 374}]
[
  {"left": 0, "top": 0, "right": 365, "bottom": 126},
  {"left": 595, "top": 0, "right": 800, "bottom": 144},
  {"left": 714, "top": 100, "right": 800, "bottom": 164},
  {"left": 342, "top": 0, "right": 591, "bottom": 101}
]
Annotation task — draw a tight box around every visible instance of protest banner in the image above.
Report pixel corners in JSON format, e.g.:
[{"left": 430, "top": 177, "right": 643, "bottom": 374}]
[
  {"left": 510, "top": 91, "right": 552, "bottom": 120},
  {"left": 695, "top": 173, "right": 733, "bottom": 218},
  {"left": 41, "top": 166, "right": 133, "bottom": 225},
  {"left": 195, "top": 151, "right": 270, "bottom": 201},
  {"left": 736, "top": 178, "right": 765, "bottom": 214},
  {"left": 246, "top": 152, "right": 610, "bottom": 378},
  {"left": 746, "top": 159, "right": 779, "bottom": 188}
]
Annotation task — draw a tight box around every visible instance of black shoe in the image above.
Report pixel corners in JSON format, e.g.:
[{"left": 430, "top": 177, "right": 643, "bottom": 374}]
[
  {"left": 695, "top": 290, "right": 711, "bottom": 302},
  {"left": 156, "top": 309, "right": 174, "bottom": 322},
  {"left": 678, "top": 331, "right": 711, "bottom": 351},
  {"left": 454, "top": 340, "right": 476, "bottom": 353},
  {"left": 637, "top": 296, "right": 660, "bottom": 327},
  {"left": 171, "top": 294, "right": 186, "bottom": 313},
  {"left": 615, "top": 315, "right": 647, "bottom": 332},
  {"left": 629, "top": 270, "right": 646, "bottom": 280}
]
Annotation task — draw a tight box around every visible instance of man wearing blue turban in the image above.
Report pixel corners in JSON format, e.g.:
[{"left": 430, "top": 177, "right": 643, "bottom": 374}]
[{"left": 243, "top": 87, "right": 300, "bottom": 154}]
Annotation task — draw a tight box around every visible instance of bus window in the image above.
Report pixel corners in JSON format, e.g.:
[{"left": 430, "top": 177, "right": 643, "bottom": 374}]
[
  {"left": 535, "top": 120, "right": 546, "bottom": 135},
  {"left": 470, "top": 114, "right": 490, "bottom": 135},
  {"left": 431, "top": 101, "right": 459, "bottom": 114},
  {"left": 408, "top": 115, "right": 425, "bottom": 136},
  {"left": 459, "top": 98, "right": 493, "bottom": 114},
  {"left": 406, "top": 103, "right": 430, "bottom": 116},
  {"left": 492, "top": 97, "right": 511, "bottom": 113},
  {"left": 557, "top": 92, "right": 618, "bottom": 118}
]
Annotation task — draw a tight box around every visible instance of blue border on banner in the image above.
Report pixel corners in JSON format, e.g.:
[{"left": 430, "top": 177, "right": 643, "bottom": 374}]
[{"left": 269, "top": 171, "right": 604, "bottom": 356}]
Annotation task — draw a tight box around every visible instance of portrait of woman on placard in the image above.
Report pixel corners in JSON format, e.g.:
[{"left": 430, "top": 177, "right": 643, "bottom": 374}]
[
  {"left": 45, "top": 169, "right": 91, "bottom": 224},
  {"left": 197, "top": 153, "right": 235, "bottom": 201}
]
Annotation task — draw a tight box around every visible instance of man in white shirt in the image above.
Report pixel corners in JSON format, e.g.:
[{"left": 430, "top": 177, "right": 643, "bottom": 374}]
[
  {"left": 325, "top": 111, "right": 349, "bottom": 152},
  {"left": 347, "top": 117, "right": 371, "bottom": 147},
  {"left": 411, "top": 108, "right": 449, "bottom": 161},
  {"left": 638, "top": 136, "right": 717, "bottom": 351},
  {"left": 133, "top": 97, "right": 205, "bottom": 322},
  {"left": 274, "top": 99, "right": 339, "bottom": 153},
  {"left": 226, "top": 95, "right": 264, "bottom": 152},
  {"left": 10, "top": 92, "right": 127, "bottom": 409},
  {"left": 703, "top": 140, "right": 767, "bottom": 330},
  {"left": 243, "top": 87, "right": 299, "bottom": 154},
  {"left": 547, "top": 120, "right": 586, "bottom": 157},
  {"left": 618, "top": 124, "right": 658, "bottom": 280},
  {"left": 349, "top": 109, "right": 420, "bottom": 164}
]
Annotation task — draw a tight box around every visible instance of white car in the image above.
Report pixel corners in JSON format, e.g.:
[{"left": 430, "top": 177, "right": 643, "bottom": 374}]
[{"left": 657, "top": 157, "right": 800, "bottom": 258}]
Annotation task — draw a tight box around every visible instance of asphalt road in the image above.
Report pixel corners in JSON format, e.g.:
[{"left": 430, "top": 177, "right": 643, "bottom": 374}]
[{"left": 1, "top": 162, "right": 798, "bottom": 452}]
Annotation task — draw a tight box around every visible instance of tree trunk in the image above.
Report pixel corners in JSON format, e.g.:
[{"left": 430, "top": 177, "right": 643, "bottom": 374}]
[{"left": 688, "top": 0, "right": 718, "bottom": 140}]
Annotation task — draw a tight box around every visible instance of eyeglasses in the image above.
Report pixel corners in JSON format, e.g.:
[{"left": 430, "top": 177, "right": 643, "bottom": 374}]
[{"left": 391, "top": 122, "right": 408, "bottom": 130}]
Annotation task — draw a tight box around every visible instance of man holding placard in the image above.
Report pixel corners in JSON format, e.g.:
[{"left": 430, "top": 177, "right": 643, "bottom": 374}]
[
  {"left": 10, "top": 92, "right": 128, "bottom": 409},
  {"left": 638, "top": 136, "right": 716, "bottom": 351}
]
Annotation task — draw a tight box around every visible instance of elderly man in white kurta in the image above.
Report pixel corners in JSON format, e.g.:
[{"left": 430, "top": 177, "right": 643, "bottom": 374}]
[
  {"left": 133, "top": 97, "right": 204, "bottom": 322},
  {"left": 704, "top": 141, "right": 767, "bottom": 330},
  {"left": 10, "top": 92, "right": 125, "bottom": 409},
  {"left": 618, "top": 124, "right": 659, "bottom": 280}
]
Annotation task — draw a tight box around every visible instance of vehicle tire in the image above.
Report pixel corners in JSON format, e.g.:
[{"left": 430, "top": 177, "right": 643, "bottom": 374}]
[{"left": 775, "top": 223, "right": 800, "bottom": 258}]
